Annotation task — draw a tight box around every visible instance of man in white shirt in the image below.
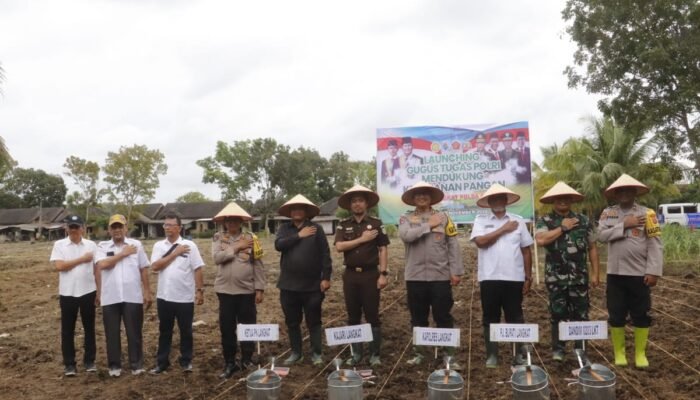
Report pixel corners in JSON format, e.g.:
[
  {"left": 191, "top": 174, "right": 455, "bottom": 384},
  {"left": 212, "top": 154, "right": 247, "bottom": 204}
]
[
  {"left": 95, "top": 214, "right": 152, "bottom": 377},
  {"left": 149, "top": 212, "right": 205, "bottom": 374},
  {"left": 470, "top": 184, "right": 533, "bottom": 368},
  {"left": 50, "top": 215, "right": 99, "bottom": 376}
]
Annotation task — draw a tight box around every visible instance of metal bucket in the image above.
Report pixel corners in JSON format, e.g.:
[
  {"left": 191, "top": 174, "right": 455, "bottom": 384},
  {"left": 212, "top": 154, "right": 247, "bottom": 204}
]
[
  {"left": 577, "top": 363, "right": 616, "bottom": 400},
  {"left": 511, "top": 365, "right": 550, "bottom": 400},
  {"left": 246, "top": 369, "right": 282, "bottom": 400},
  {"left": 327, "top": 369, "right": 363, "bottom": 400},
  {"left": 427, "top": 369, "right": 464, "bottom": 400}
]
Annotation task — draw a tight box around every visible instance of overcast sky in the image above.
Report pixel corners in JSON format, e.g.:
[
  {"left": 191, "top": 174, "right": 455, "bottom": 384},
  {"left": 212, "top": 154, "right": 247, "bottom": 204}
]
[{"left": 0, "top": 0, "right": 600, "bottom": 204}]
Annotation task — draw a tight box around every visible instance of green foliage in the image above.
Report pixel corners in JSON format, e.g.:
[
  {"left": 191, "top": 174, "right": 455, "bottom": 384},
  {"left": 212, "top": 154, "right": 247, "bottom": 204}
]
[
  {"left": 534, "top": 116, "right": 679, "bottom": 217},
  {"left": 176, "top": 191, "right": 211, "bottom": 203},
  {"left": 662, "top": 225, "right": 700, "bottom": 270},
  {"left": 64, "top": 156, "right": 103, "bottom": 224},
  {"left": 563, "top": 0, "right": 700, "bottom": 177},
  {"left": 192, "top": 229, "right": 215, "bottom": 239},
  {"left": 383, "top": 224, "right": 398, "bottom": 238},
  {"left": 0, "top": 167, "right": 67, "bottom": 207},
  {"left": 103, "top": 144, "right": 167, "bottom": 224},
  {"left": 0, "top": 136, "right": 15, "bottom": 180}
]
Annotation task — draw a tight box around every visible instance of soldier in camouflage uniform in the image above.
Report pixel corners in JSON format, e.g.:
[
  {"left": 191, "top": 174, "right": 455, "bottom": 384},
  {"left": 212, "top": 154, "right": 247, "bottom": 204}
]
[{"left": 535, "top": 182, "right": 600, "bottom": 362}]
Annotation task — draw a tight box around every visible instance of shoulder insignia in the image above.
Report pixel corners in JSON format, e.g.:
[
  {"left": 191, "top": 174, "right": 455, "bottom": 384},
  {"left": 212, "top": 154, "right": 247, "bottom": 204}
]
[{"left": 445, "top": 217, "right": 458, "bottom": 237}]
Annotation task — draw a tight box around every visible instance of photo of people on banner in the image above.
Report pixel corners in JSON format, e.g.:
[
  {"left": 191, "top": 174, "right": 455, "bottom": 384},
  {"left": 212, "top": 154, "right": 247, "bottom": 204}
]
[{"left": 376, "top": 122, "right": 534, "bottom": 224}]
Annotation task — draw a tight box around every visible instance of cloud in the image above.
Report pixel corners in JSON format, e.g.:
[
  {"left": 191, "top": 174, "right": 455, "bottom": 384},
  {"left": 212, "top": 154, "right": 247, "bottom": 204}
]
[{"left": 0, "top": 0, "right": 599, "bottom": 203}]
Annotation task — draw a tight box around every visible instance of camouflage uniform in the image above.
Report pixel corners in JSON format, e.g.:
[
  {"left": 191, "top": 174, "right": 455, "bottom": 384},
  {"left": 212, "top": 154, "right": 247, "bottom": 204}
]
[{"left": 535, "top": 211, "right": 594, "bottom": 323}]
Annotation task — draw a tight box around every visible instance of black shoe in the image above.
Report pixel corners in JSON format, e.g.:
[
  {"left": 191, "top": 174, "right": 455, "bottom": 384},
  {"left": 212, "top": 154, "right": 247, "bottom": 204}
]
[
  {"left": 84, "top": 363, "right": 97, "bottom": 373},
  {"left": 182, "top": 363, "right": 193, "bottom": 373},
  {"left": 219, "top": 363, "right": 240, "bottom": 379},
  {"left": 63, "top": 365, "right": 77, "bottom": 377},
  {"left": 149, "top": 365, "right": 168, "bottom": 375}
]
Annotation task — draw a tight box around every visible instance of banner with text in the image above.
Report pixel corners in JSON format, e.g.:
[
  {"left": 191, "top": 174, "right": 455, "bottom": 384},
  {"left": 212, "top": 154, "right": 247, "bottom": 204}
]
[{"left": 376, "top": 122, "right": 533, "bottom": 224}]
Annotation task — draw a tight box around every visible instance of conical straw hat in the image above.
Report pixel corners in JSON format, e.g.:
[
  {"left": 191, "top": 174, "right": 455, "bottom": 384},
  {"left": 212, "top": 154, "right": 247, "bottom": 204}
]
[
  {"left": 277, "top": 194, "right": 320, "bottom": 218},
  {"left": 401, "top": 181, "right": 445, "bottom": 206},
  {"left": 337, "top": 185, "right": 380, "bottom": 210},
  {"left": 476, "top": 183, "right": 520, "bottom": 208},
  {"left": 539, "top": 182, "right": 584, "bottom": 204},
  {"left": 604, "top": 173, "right": 649, "bottom": 198},
  {"left": 213, "top": 202, "right": 253, "bottom": 221}
]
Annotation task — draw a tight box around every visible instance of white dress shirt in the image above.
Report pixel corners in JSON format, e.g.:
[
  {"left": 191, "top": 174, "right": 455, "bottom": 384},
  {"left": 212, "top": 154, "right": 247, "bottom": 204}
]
[
  {"left": 470, "top": 212, "right": 534, "bottom": 282},
  {"left": 151, "top": 237, "right": 205, "bottom": 303},
  {"left": 50, "top": 237, "right": 98, "bottom": 297},
  {"left": 95, "top": 238, "right": 150, "bottom": 306}
]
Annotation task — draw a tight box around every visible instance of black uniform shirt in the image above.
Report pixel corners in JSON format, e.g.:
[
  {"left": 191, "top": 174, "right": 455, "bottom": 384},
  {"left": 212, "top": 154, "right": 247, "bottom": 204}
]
[{"left": 334, "top": 216, "right": 390, "bottom": 267}]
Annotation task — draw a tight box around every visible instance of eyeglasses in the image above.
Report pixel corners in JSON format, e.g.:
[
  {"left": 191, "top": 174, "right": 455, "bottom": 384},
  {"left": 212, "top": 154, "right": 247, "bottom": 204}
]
[{"left": 163, "top": 223, "right": 180, "bottom": 228}]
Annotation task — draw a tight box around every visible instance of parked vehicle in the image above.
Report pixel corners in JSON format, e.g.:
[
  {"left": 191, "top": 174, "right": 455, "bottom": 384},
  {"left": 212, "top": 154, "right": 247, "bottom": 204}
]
[{"left": 657, "top": 203, "right": 700, "bottom": 228}]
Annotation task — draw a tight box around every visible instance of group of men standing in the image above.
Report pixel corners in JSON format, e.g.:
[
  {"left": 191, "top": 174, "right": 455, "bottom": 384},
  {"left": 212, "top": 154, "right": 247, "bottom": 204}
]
[{"left": 52, "top": 172, "right": 662, "bottom": 379}]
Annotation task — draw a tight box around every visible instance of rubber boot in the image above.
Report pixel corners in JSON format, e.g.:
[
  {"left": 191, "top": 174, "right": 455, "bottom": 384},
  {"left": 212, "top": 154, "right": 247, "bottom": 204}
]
[
  {"left": 406, "top": 346, "right": 425, "bottom": 366},
  {"left": 610, "top": 327, "right": 628, "bottom": 367},
  {"left": 345, "top": 343, "right": 363, "bottom": 366},
  {"left": 310, "top": 325, "right": 324, "bottom": 366},
  {"left": 512, "top": 344, "right": 527, "bottom": 366},
  {"left": 551, "top": 323, "right": 565, "bottom": 362},
  {"left": 634, "top": 327, "right": 649, "bottom": 368},
  {"left": 483, "top": 326, "right": 498, "bottom": 368},
  {"left": 283, "top": 326, "right": 304, "bottom": 366},
  {"left": 368, "top": 327, "right": 382, "bottom": 366}
]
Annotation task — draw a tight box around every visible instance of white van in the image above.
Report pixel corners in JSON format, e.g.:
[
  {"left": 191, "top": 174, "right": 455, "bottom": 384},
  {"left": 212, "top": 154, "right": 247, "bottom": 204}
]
[{"left": 657, "top": 203, "right": 700, "bottom": 228}]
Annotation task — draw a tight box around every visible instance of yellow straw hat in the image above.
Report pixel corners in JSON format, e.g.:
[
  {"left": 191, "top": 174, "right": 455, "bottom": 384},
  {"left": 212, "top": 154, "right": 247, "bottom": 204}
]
[
  {"left": 277, "top": 194, "right": 321, "bottom": 218},
  {"left": 401, "top": 181, "right": 445, "bottom": 206},
  {"left": 539, "top": 182, "right": 584, "bottom": 204},
  {"left": 337, "top": 185, "right": 380, "bottom": 210},
  {"left": 213, "top": 202, "right": 253, "bottom": 222},
  {"left": 604, "top": 173, "right": 649, "bottom": 198},
  {"left": 476, "top": 183, "right": 520, "bottom": 208}
]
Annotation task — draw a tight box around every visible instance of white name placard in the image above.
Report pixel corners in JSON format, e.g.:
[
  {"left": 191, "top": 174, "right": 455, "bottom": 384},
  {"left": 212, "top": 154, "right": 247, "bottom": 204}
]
[
  {"left": 237, "top": 324, "right": 279, "bottom": 341},
  {"left": 326, "top": 324, "right": 373, "bottom": 346},
  {"left": 413, "top": 327, "right": 460, "bottom": 347},
  {"left": 559, "top": 321, "right": 608, "bottom": 340},
  {"left": 490, "top": 324, "right": 539, "bottom": 343}
]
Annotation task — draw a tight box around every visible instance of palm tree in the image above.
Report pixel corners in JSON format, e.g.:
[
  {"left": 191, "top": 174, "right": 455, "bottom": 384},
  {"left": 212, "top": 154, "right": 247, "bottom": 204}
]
[{"left": 534, "top": 116, "right": 679, "bottom": 217}]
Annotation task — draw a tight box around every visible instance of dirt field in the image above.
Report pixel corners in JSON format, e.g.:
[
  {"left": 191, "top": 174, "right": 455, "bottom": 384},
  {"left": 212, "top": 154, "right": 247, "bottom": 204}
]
[{"left": 0, "top": 235, "right": 698, "bottom": 399}]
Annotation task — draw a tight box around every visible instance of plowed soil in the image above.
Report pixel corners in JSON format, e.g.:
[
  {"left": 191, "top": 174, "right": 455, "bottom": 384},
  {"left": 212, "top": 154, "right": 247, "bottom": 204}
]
[{"left": 0, "top": 236, "right": 698, "bottom": 399}]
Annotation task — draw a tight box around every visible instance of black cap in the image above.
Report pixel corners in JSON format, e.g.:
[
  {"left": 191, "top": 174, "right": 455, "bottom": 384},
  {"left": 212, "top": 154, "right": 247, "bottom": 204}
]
[
  {"left": 387, "top": 139, "right": 398, "bottom": 147},
  {"left": 516, "top": 131, "right": 526, "bottom": 138},
  {"left": 402, "top": 136, "right": 413, "bottom": 144},
  {"left": 64, "top": 215, "right": 84, "bottom": 226}
]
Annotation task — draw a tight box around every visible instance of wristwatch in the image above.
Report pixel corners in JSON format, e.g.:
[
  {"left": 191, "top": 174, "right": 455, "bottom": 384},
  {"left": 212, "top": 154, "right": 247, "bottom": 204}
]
[{"left": 380, "top": 270, "right": 389, "bottom": 276}]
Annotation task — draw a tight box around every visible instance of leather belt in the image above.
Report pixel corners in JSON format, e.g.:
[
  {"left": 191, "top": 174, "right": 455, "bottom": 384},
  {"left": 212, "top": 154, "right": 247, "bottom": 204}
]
[{"left": 346, "top": 265, "right": 378, "bottom": 272}]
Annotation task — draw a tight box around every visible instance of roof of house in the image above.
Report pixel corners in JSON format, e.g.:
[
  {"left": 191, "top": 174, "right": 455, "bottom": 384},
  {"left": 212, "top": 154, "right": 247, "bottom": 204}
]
[
  {"left": 0, "top": 207, "right": 67, "bottom": 225},
  {"left": 318, "top": 197, "right": 339, "bottom": 216},
  {"left": 156, "top": 201, "right": 228, "bottom": 220}
]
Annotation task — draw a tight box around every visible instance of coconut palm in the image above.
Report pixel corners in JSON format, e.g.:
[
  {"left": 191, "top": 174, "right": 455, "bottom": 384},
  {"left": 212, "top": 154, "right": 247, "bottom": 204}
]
[{"left": 534, "top": 116, "right": 679, "bottom": 217}]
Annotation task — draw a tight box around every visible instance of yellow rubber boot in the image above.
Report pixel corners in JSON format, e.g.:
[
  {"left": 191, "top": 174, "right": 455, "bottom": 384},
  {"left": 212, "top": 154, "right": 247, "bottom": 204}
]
[
  {"left": 634, "top": 327, "right": 649, "bottom": 368},
  {"left": 610, "top": 327, "right": 628, "bottom": 366}
]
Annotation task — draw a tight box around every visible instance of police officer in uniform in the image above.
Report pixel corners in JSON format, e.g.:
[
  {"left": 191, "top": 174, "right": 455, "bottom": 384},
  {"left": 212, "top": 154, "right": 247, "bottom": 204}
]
[
  {"left": 399, "top": 181, "right": 463, "bottom": 369},
  {"left": 211, "top": 202, "right": 265, "bottom": 378},
  {"left": 535, "top": 182, "right": 600, "bottom": 362},
  {"left": 598, "top": 174, "right": 662, "bottom": 368},
  {"left": 334, "top": 185, "right": 390, "bottom": 366}
]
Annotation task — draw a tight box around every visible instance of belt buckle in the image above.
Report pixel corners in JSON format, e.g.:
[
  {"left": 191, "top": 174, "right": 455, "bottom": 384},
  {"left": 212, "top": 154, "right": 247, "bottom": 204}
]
[{"left": 354, "top": 267, "right": 363, "bottom": 272}]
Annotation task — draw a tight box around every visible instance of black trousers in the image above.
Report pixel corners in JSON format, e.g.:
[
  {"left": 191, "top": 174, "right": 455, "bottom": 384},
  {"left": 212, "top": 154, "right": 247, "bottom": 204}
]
[
  {"left": 480, "top": 280, "right": 525, "bottom": 326},
  {"left": 59, "top": 291, "right": 96, "bottom": 367},
  {"left": 343, "top": 269, "right": 380, "bottom": 327},
  {"left": 217, "top": 293, "right": 256, "bottom": 364},
  {"left": 280, "top": 290, "right": 324, "bottom": 331},
  {"left": 406, "top": 281, "right": 454, "bottom": 328},
  {"left": 156, "top": 299, "right": 194, "bottom": 368},
  {"left": 102, "top": 302, "right": 144, "bottom": 370},
  {"left": 606, "top": 274, "right": 652, "bottom": 327}
]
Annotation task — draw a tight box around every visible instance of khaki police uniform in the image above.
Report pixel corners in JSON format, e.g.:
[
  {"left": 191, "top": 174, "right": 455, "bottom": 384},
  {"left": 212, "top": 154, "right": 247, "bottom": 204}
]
[{"left": 598, "top": 204, "right": 663, "bottom": 327}]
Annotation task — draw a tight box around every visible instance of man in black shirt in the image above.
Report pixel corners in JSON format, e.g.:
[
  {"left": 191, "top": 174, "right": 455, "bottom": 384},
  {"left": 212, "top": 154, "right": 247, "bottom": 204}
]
[
  {"left": 334, "top": 185, "right": 390, "bottom": 367},
  {"left": 275, "top": 194, "right": 332, "bottom": 367}
]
